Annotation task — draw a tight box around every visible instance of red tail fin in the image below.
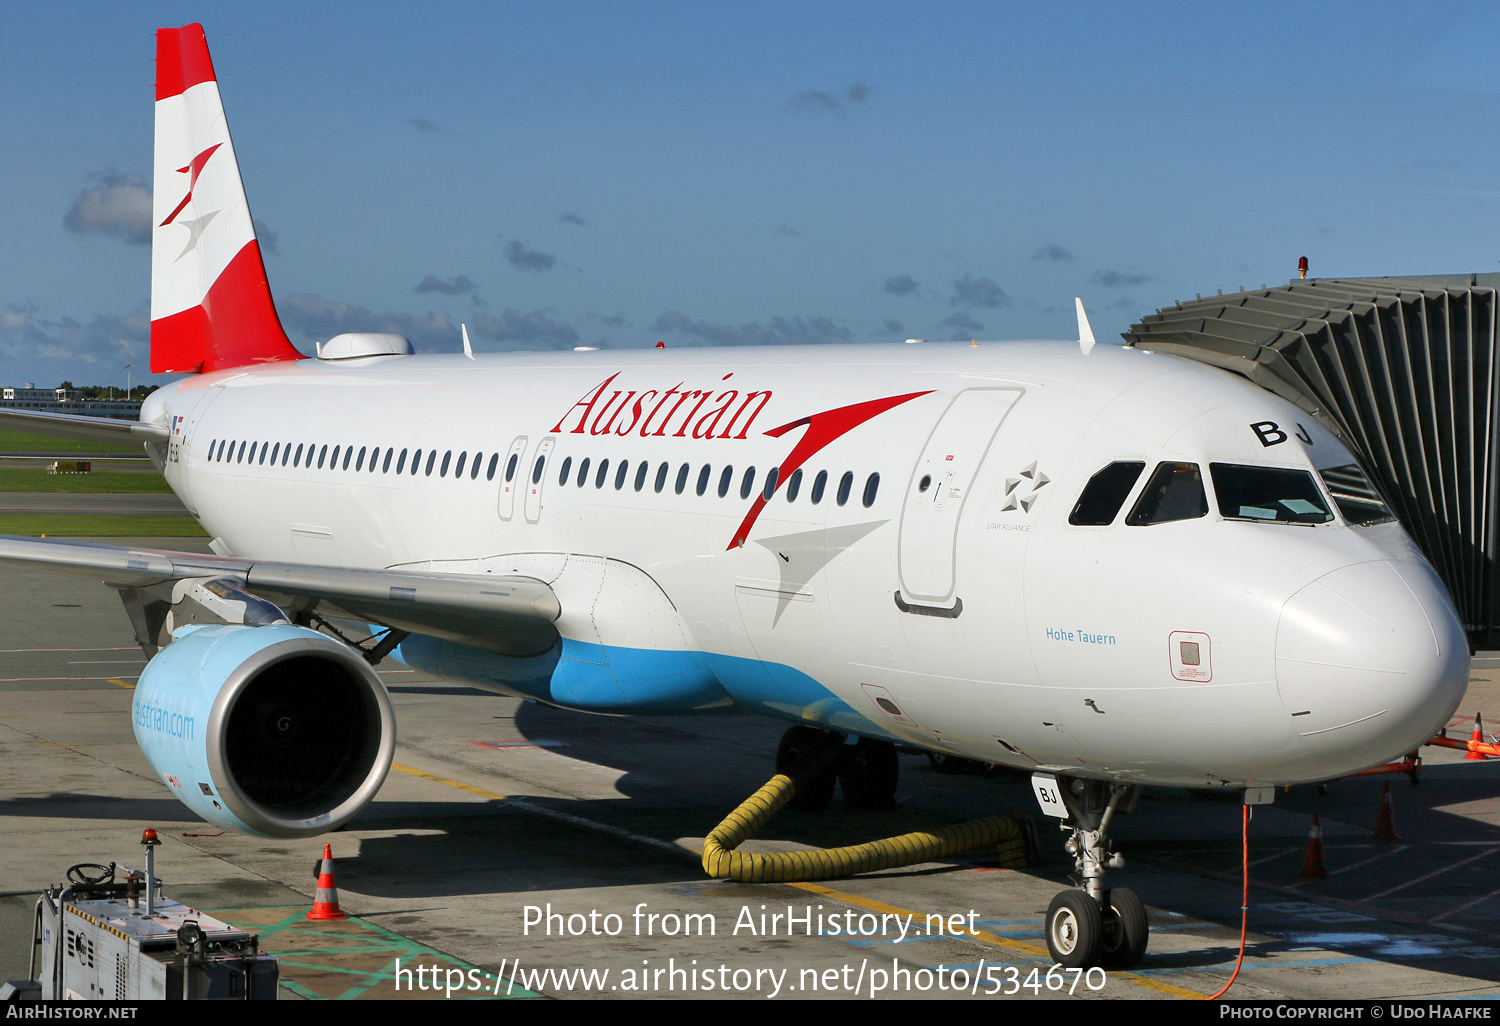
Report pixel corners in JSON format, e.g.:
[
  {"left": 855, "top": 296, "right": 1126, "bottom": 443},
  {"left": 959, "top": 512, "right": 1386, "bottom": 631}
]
[{"left": 150, "top": 24, "right": 301, "bottom": 374}]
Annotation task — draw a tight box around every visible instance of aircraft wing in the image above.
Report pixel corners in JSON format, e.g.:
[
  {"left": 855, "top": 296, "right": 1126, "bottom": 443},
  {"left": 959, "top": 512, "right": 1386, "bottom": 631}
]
[
  {"left": 0, "top": 408, "right": 169, "bottom": 446},
  {"left": 0, "top": 535, "right": 561, "bottom": 657}
]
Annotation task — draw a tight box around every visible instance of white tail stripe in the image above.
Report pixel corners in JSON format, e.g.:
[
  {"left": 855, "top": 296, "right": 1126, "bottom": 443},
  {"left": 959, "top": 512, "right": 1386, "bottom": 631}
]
[{"left": 151, "top": 80, "right": 259, "bottom": 322}]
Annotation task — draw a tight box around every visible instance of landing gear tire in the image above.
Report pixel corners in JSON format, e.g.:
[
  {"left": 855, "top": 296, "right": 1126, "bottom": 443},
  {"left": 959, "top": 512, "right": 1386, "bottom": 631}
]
[
  {"left": 777, "top": 726, "right": 837, "bottom": 810},
  {"left": 839, "top": 738, "right": 899, "bottom": 809},
  {"left": 1045, "top": 890, "right": 1102, "bottom": 969},
  {"left": 1099, "top": 887, "right": 1149, "bottom": 968}
]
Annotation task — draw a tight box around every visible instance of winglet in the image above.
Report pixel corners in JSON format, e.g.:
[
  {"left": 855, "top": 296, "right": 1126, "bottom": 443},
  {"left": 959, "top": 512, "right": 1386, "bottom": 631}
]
[
  {"left": 462, "top": 323, "right": 474, "bottom": 359},
  {"left": 1076, "top": 297, "right": 1096, "bottom": 355}
]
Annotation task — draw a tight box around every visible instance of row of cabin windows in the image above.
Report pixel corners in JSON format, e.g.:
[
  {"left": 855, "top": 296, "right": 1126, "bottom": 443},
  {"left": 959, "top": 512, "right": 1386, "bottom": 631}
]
[
  {"left": 205, "top": 436, "right": 883, "bottom": 510},
  {"left": 549, "top": 455, "right": 881, "bottom": 508},
  {"left": 207, "top": 437, "right": 503, "bottom": 481}
]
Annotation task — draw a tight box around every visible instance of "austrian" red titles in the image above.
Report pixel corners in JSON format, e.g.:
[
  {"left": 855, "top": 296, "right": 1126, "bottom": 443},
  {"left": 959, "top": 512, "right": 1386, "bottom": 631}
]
[{"left": 551, "top": 373, "right": 772, "bottom": 441}]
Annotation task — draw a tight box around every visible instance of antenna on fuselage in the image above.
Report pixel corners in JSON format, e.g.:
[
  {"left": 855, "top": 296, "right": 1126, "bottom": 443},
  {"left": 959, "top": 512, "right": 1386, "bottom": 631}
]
[
  {"left": 461, "top": 323, "right": 474, "bottom": 359},
  {"left": 1075, "top": 297, "right": 1096, "bottom": 355}
]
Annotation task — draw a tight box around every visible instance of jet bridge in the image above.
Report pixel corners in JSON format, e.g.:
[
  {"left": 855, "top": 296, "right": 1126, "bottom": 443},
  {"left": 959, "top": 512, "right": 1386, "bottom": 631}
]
[{"left": 1123, "top": 274, "right": 1500, "bottom": 648}]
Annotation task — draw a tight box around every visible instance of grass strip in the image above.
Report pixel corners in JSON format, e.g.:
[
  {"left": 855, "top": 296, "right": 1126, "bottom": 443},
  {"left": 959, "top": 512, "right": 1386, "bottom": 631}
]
[
  {"left": 0, "top": 469, "right": 172, "bottom": 493},
  {"left": 0, "top": 515, "right": 208, "bottom": 537},
  {"left": 0, "top": 428, "right": 140, "bottom": 453}
]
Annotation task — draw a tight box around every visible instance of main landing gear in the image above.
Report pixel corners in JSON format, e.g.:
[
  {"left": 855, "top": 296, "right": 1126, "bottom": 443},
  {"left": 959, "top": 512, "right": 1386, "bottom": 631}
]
[
  {"left": 776, "top": 726, "right": 899, "bottom": 810},
  {"left": 1036, "top": 776, "right": 1148, "bottom": 969}
]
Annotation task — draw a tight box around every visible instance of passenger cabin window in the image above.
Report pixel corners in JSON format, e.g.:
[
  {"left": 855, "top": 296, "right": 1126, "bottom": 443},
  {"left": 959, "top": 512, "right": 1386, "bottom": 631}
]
[
  {"left": 410, "top": 449, "right": 422, "bottom": 475},
  {"left": 1210, "top": 464, "right": 1334, "bottom": 525},
  {"left": 1069, "top": 461, "right": 1146, "bottom": 526},
  {"left": 762, "top": 467, "right": 779, "bottom": 501},
  {"left": 615, "top": 459, "right": 630, "bottom": 490},
  {"left": 675, "top": 463, "right": 690, "bottom": 494},
  {"left": 558, "top": 457, "right": 573, "bottom": 485},
  {"left": 654, "top": 462, "right": 669, "bottom": 493},
  {"left": 718, "top": 466, "right": 733, "bottom": 498},
  {"left": 1318, "top": 464, "right": 1396, "bottom": 526},
  {"left": 1125, "top": 462, "right": 1208, "bottom": 526},
  {"left": 454, "top": 451, "right": 466, "bottom": 478},
  {"left": 740, "top": 467, "right": 756, "bottom": 500},
  {"left": 317, "top": 445, "right": 327, "bottom": 469},
  {"left": 425, "top": 451, "right": 437, "bottom": 476},
  {"left": 534, "top": 455, "right": 547, "bottom": 484},
  {"left": 577, "top": 457, "right": 591, "bottom": 486},
  {"left": 785, "top": 469, "right": 802, "bottom": 502},
  {"left": 486, "top": 453, "right": 498, "bottom": 480},
  {"left": 505, "top": 453, "right": 519, "bottom": 482},
  {"left": 862, "top": 472, "right": 880, "bottom": 508},
  {"left": 697, "top": 464, "right": 711, "bottom": 496},
  {"left": 440, "top": 451, "right": 452, "bottom": 477},
  {"left": 836, "top": 471, "right": 854, "bottom": 506},
  {"left": 595, "top": 458, "right": 610, "bottom": 488},
  {"left": 396, "top": 449, "right": 408, "bottom": 474},
  {"left": 633, "top": 461, "right": 648, "bottom": 491}
]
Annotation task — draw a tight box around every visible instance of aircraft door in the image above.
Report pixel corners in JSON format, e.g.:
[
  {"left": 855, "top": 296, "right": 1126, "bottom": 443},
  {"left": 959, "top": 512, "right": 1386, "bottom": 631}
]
[
  {"left": 897, "top": 388, "right": 1023, "bottom": 605},
  {"left": 523, "top": 436, "right": 555, "bottom": 524},
  {"left": 496, "top": 435, "right": 529, "bottom": 522}
]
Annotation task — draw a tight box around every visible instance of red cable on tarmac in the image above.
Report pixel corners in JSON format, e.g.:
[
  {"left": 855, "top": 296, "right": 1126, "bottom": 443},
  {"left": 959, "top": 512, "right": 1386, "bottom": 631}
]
[{"left": 1206, "top": 803, "right": 1249, "bottom": 1000}]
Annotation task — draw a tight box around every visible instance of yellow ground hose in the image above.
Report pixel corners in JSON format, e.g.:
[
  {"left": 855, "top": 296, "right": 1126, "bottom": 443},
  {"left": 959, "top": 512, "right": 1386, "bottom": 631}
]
[{"left": 701, "top": 770, "right": 1031, "bottom": 884}]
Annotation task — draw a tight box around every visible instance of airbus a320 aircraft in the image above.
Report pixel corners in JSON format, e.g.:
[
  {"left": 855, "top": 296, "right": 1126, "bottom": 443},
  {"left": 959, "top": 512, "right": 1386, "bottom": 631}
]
[{"left": 0, "top": 24, "right": 1468, "bottom": 970}]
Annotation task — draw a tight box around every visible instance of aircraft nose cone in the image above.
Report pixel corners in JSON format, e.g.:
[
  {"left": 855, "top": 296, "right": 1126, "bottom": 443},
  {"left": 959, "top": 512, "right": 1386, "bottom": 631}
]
[{"left": 1276, "top": 560, "right": 1466, "bottom": 769}]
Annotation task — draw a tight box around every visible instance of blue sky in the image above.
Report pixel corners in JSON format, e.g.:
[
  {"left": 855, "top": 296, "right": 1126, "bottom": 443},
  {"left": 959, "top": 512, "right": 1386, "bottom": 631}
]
[{"left": 1, "top": 1, "right": 1495, "bottom": 387}]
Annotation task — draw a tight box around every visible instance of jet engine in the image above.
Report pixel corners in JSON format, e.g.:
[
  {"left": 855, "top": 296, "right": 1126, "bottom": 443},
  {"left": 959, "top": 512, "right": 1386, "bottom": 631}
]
[{"left": 132, "top": 623, "right": 394, "bottom": 838}]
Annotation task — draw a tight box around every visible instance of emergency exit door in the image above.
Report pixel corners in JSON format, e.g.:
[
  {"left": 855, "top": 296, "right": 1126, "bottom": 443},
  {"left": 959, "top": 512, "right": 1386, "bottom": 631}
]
[{"left": 897, "top": 388, "right": 1023, "bottom": 604}]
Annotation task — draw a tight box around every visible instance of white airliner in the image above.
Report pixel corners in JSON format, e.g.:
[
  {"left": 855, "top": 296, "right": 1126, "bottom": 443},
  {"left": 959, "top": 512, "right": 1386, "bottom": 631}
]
[{"left": 0, "top": 24, "right": 1468, "bottom": 969}]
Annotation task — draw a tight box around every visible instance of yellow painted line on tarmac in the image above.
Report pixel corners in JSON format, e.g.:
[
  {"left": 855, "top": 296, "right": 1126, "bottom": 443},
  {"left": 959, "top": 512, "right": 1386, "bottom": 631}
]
[
  {"left": 106, "top": 678, "right": 135, "bottom": 690},
  {"left": 787, "top": 880, "right": 1208, "bottom": 1000},
  {"left": 391, "top": 762, "right": 506, "bottom": 800},
  {"left": 389, "top": 762, "right": 687, "bottom": 855}
]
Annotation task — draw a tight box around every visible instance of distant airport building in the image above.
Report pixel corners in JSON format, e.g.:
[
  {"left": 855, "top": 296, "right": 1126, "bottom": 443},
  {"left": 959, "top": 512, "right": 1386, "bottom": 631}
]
[
  {"left": 0, "top": 384, "right": 141, "bottom": 420},
  {"left": 1126, "top": 274, "right": 1500, "bottom": 648}
]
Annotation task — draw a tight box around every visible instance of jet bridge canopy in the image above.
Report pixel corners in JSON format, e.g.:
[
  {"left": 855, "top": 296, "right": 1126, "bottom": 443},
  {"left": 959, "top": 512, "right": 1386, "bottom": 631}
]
[{"left": 1123, "top": 274, "right": 1500, "bottom": 648}]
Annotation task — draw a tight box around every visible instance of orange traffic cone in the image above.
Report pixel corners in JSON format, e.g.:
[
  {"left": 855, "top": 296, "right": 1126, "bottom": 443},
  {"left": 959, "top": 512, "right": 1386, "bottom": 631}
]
[
  {"left": 307, "top": 843, "right": 348, "bottom": 920},
  {"left": 1372, "top": 783, "right": 1401, "bottom": 841},
  {"left": 1298, "top": 813, "right": 1329, "bottom": 879},
  {"left": 1467, "top": 714, "right": 1489, "bottom": 760}
]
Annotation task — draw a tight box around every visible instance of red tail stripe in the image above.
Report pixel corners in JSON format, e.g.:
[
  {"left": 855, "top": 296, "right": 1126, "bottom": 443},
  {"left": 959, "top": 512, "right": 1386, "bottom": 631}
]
[
  {"left": 150, "top": 240, "right": 302, "bottom": 374},
  {"left": 155, "top": 24, "right": 216, "bottom": 101}
]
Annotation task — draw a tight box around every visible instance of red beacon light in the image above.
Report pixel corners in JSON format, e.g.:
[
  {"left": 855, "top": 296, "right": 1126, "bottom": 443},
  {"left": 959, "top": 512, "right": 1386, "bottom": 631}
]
[
  {"left": 1298, "top": 256, "right": 1309, "bottom": 280},
  {"left": 141, "top": 827, "right": 159, "bottom": 845},
  {"left": 655, "top": 341, "right": 665, "bottom": 348}
]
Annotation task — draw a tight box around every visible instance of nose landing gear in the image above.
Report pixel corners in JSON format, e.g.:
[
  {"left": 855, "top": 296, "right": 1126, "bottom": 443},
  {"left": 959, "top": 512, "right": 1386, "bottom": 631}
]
[{"left": 1037, "top": 776, "right": 1148, "bottom": 968}]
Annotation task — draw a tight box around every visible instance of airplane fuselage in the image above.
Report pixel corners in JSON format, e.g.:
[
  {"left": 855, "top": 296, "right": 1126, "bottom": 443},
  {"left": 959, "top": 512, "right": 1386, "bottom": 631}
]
[{"left": 141, "top": 339, "right": 1469, "bottom": 790}]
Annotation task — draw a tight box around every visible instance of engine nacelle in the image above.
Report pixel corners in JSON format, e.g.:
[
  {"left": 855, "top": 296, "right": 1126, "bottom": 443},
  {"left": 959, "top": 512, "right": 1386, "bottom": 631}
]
[{"left": 133, "top": 623, "right": 395, "bottom": 838}]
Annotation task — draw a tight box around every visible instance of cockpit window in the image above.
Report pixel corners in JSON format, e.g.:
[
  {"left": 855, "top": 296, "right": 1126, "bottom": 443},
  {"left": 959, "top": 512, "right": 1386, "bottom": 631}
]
[
  {"left": 1318, "top": 463, "right": 1396, "bottom": 526},
  {"left": 1069, "top": 461, "right": 1146, "bottom": 526},
  {"left": 1125, "top": 462, "right": 1208, "bottom": 526},
  {"left": 1209, "top": 463, "right": 1334, "bottom": 524}
]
